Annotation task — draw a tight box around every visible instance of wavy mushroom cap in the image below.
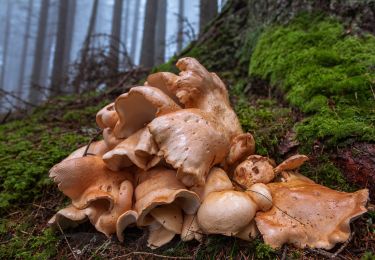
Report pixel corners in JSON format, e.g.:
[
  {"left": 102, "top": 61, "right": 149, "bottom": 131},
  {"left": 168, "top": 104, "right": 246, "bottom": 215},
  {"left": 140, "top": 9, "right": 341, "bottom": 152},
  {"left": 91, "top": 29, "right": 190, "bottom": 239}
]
[
  {"left": 49, "top": 179, "right": 134, "bottom": 237},
  {"left": 96, "top": 102, "right": 118, "bottom": 129},
  {"left": 255, "top": 177, "right": 369, "bottom": 249},
  {"left": 197, "top": 190, "right": 257, "bottom": 236},
  {"left": 103, "top": 128, "right": 160, "bottom": 171},
  {"left": 233, "top": 155, "right": 275, "bottom": 188},
  {"left": 246, "top": 183, "right": 273, "bottom": 212},
  {"left": 113, "top": 86, "right": 181, "bottom": 139},
  {"left": 49, "top": 156, "right": 133, "bottom": 209},
  {"left": 148, "top": 109, "right": 230, "bottom": 187},
  {"left": 103, "top": 128, "right": 123, "bottom": 149},
  {"left": 274, "top": 154, "right": 309, "bottom": 173},
  {"left": 63, "top": 140, "right": 109, "bottom": 161},
  {"left": 146, "top": 72, "right": 181, "bottom": 105}
]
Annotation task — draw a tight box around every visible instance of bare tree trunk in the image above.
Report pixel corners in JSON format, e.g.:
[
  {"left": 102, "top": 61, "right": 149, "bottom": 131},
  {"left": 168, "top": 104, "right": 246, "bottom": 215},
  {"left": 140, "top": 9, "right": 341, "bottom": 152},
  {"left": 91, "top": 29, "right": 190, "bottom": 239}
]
[
  {"left": 62, "top": 0, "right": 76, "bottom": 77},
  {"left": 154, "top": 0, "right": 167, "bottom": 65},
  {"left": 140, "top": 0, "right": 158, "bottom": 68},
  {"left": 130, "top": 0, "right": 140, "bottom": 62},
  {"left": 199, "top": 0, "right": 218, "bottom": 34},
  {"left": 17, "top": 0, "right": 34, "bottom": 102},
  {"left": 29, "top": 0, "right": 49, "bottom": 104},
  {"left": 122, "top": 0, "right": 130, "bottom": 48},
  {"left": 50, "top": 0, "right": 70, "bottom": 97},
  {"left": 0, "top": 1, "right": 12, "bottom": 98},
  {"left": 176, "top": 0, "right": 184, "bottom": 53},
  {"left": 74, "top": 0, "right": 99, "bottom": 93},
  {"left": 110, "top": 0, "right": 123, "bottom": 71}
]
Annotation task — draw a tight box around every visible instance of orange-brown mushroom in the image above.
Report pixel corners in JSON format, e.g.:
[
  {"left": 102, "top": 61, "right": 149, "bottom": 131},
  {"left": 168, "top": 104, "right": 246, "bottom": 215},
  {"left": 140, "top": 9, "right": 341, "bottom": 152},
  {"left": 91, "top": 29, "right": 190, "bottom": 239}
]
[
  {"left": 255, "top": 175, "right": 369, "bottom": 249},
  {"left": 103, "top": 127, "right": 160, "bottom": 171},
  {"left": 113, "top": 86, "right": 181, "bottom": 139},
  {"left": 145, "top": 72, "right": 181, "bottom": 105},
  {"left": 116, "top": 167, "right": 200, "bottom": 248},
  {"left": 274, "top": 154, "right": 309, "bottom": 174},
  {"left": 96, "top": 102, "right": 118, "bottom": 129},
  {"left": 63, "top": 140, "right": 109, "bottom": 161},
  {"left": 148, "top": 109, "right": 230, "bottom": 186}
]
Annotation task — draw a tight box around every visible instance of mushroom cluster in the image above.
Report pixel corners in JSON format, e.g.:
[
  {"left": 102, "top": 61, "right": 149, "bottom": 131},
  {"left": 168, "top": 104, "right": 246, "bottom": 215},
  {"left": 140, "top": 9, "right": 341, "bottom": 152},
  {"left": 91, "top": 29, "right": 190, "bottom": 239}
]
[{"left": 49, "top": 57, "right": 369, "bottom": 250}]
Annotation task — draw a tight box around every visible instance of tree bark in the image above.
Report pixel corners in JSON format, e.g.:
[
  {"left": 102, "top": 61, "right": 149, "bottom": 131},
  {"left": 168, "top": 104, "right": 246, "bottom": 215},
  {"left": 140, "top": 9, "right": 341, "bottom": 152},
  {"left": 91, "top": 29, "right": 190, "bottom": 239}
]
[
  {"left": 199, "top": 0, "right": 218, "bottom": 35},
  {"left": 140, "top": 0, "right": 158, "bottom": 68},
  {"left": 130, "top": 0, "right": 140, "bottom": 62},
  {"left": 0, "top": 1, "right": 12, "bottom": 98},
  {"left": 110, "top": 0, "right": 123, "bottom": 71},
  {"left": 50, "top": 0, "right": 70, "bottom": 97},
  {"left": 154, "top": 0, "right": 167, "bottom": 65},
  {"left": 17, "top": 0, "right": 34, "bottom": 102},
  {"left": 176, "top": 0, "right": 184, "bottom": 53},
  {"left": 29, "top": 0, "right": 49, "bottom": 104},
  {"left": 63, "top": 0, "right": 76, "bottom": 77}
]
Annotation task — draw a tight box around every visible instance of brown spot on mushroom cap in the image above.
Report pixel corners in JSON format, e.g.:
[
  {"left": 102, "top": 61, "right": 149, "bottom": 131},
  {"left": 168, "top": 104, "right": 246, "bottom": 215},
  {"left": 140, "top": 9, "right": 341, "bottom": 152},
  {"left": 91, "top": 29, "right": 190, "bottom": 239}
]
[
  {"left": 103, "top": 128, "right": 160, "bottom": 171},
  {"left": 148, "top": 109, "right": 230, "bottom": 187},
  {"left": 63, "top": 140, "right": 109, "bottom": 161},
  {"left": 255, "top": 177, "right": 369, "bottom": 249},
  {"left": 197, "top": 190, "right": 257, "bottom": 236},
  {"left": 113, "top": 86, "right": 181, "bottom": 139},
  {"left": 96, "top": 102, "right": 118, "bottom": 129},
  {"left": 49, "top": 179, "right": 134, "bottom": 237},
  {"left": 274, "top": 154, "right": 309, "bottom": 173},
  {"left": 49, "top": 156, "right": 133, "bottom": 210},
  {"left": 233, "top": 155, "right": 275, "bottom": 188}
]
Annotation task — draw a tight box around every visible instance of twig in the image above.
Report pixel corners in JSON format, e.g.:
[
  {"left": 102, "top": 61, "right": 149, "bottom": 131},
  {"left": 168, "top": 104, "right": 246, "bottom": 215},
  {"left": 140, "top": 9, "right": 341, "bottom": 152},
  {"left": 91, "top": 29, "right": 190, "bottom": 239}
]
[
  {"left": 83, "top": 129, "right": 103, "bottom": 156},
  {"left": 57, "top": 222, "right": 78, "bottom": 260},
  {"left": 112, "top": 252, "right": 193, "bottom": 259},
  {"left": 281, "top": 245, "right": 288, "bottom": 260},
  {"left": 0, "top": 109, "right": 11, "bottom": 124},
  {"left": 331, "top": 232, "right": 354, "bottom": 258},
  {"left": 307, "top": 248, "right": 334, "bottom": 258},
  {"left": 0, "top": 88, "right": 37, "bottom": 107}
]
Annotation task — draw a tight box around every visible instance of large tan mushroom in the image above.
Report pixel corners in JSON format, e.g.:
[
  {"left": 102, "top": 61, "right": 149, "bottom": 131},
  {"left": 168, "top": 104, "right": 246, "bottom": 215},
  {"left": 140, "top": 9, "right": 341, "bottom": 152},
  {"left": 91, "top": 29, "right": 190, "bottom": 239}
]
[
  {"left": 148, "top": 109, "right": 230, "bottom": 186},
  {"left": 103, "top": 127, "right": 160, "bottom": 171},
  {"left": 116, "top": 167, "right": 200, "bottom": 248},
  {"left": 49, "top": 179, "right": 134, "bottom": 236},
  {"left": 255, "top": 175, "right": 369, "bottom": 249},
  {"left": 49, "top": 156, "right": 133, "bottom": 210},
  {"left": 113, "top": 86, "right": 181, "bottom": 139},
  {"left": 145, "top": 72, "right": 181, "bottom": 105},
  {"left": 63, "top": 140, "right": 109, "bottom": 161}
]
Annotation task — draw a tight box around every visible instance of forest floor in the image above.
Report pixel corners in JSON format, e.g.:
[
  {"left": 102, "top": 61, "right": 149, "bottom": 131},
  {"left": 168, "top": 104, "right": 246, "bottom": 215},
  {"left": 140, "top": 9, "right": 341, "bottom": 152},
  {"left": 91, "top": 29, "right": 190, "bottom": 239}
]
[{"left": 1, "top": 2, "right": 375, "bottom": 259}]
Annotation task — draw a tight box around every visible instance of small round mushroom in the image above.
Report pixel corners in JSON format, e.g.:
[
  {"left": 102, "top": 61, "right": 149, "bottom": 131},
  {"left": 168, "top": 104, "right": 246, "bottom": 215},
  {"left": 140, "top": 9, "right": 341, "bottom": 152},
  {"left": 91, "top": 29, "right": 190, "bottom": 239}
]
[
  {"left": 246, "top": 183, "right": 273, "bottom": 212},
  {"left": 197, "top": 190, "right": 258, "bottom": 236},
  {"left": 96, "top": 102, "right": 118, "bottom": 129},
  {"left": 113, "top": 86, "right": 181, "bottom": 139},
  {"left": 233, "top": 155, "right": 275, "bottom": 188}
]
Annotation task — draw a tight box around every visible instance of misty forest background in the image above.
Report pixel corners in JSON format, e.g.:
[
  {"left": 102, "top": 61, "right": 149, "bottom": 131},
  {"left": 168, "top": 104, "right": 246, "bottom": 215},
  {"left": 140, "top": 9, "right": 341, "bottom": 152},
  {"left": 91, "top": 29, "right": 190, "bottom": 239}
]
[{"left": 0, "top": 0, "right": 222, "bottom": 111}]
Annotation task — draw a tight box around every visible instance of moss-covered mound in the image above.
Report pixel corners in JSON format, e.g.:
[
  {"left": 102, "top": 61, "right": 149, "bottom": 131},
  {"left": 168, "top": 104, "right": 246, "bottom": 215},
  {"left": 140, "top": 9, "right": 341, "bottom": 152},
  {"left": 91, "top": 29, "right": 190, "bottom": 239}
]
[{"left": 250, "top": 14, "right": 375, "bottom": 148}]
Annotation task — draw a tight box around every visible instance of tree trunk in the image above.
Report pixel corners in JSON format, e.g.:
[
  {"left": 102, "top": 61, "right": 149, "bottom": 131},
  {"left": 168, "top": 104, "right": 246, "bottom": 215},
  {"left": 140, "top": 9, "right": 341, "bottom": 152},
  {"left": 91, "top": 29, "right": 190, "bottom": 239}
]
[
  {"left": 0, "top": 1, "right": 12, "bottom": 98},
  {"left": 140, "top": 0, "right": 158, "bottom": 68},
  {"left": 154, "top": 0, "right": 167, "bottom": 65},
  {"left": 17, "top": 0, "right": 34, "bottom": 102},
  {"left": 74, "top": 0, "right": 99, "bottom": 93},
  {"left": 110, "top": 0, "right": 123, "bottom": 71},
  {"left": 50, "top": 0, "right": 70, "bottom": 97},
  {"left": 176, "top": 0, "right": 184, "bottom": 53},
  {"left": 29, "top": 0, "right": 49, "bottom": 104},
  {"left": 199, "top": 0, "right": 218, "bottom": 34},
  {"left": 130, "top": 0, "right": 140, "bottom": 62},
  {"left": 62, "top": 0, "right": 76, "bottom": 77}
]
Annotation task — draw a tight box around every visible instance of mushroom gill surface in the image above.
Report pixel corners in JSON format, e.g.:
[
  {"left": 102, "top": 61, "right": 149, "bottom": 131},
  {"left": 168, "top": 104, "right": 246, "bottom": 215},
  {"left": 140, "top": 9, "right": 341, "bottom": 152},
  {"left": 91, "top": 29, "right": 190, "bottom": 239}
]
[{"left": 255, "top": 176, "right": 369, "bottom": 249}]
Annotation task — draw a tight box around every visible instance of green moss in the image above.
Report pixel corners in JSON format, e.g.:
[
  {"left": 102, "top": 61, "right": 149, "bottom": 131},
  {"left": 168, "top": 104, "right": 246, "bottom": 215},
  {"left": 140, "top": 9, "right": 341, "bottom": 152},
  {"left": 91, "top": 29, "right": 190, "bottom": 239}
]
[
  {"left": 249, "top": 13, "right": 375, "bottom": 147},
  {"left": 233, "top": 81, "right": 294, "bottom": 158}
]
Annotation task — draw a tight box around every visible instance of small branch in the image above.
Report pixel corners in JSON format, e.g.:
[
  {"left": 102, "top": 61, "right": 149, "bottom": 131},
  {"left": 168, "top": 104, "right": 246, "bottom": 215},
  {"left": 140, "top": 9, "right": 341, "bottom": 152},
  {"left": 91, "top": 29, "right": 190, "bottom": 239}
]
[
  {"left": 307, "top": 248, "right": 334, "bottom": 258},
  {"left": 0, "top": 109, "right": 11, "bottom": 124},
  {"left": 331, "top": 232, "right": 354, "bottom": 258},
  {"left": 0, "top": 88, "right": 37, "bottom": 107},
  {"left": 83, "top": 129, "right": 103, "bottom": 156},
  {"left": 57, "top": 222, "right": 78, "bottom": 260}
]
